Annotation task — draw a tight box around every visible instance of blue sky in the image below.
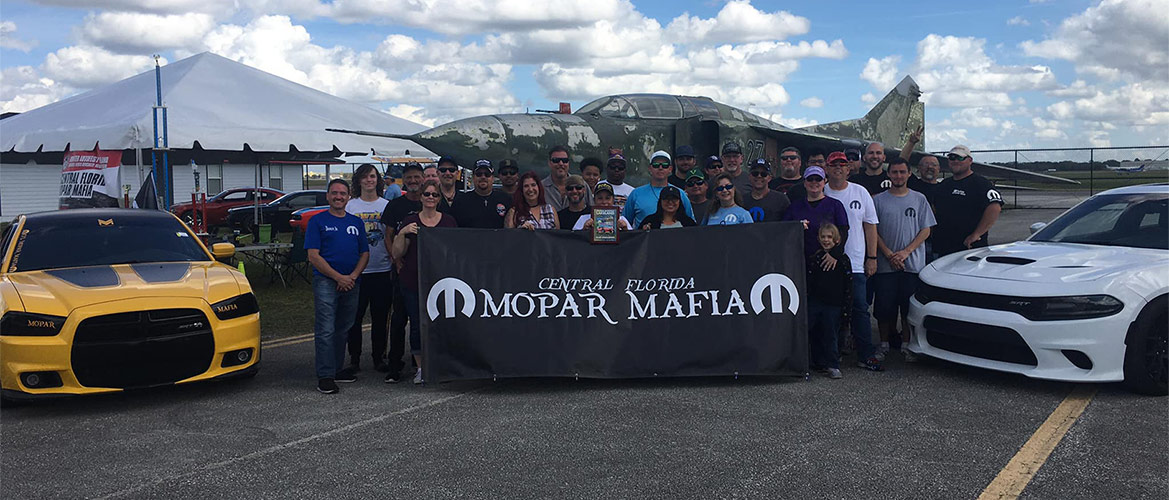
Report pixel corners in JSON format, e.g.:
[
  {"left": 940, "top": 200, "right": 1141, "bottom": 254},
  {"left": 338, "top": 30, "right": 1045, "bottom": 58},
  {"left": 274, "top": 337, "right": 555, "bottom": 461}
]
[{"left": 2, "top": 0, "right": 1166, "bottom": 160}]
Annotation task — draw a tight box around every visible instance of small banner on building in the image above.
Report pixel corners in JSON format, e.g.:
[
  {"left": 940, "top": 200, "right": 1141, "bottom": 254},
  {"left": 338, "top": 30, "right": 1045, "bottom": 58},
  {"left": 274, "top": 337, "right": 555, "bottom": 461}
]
[
  {"left": 420, "top": 223, "right": 808, "bottom": 382},
  {"left": 59, "top": 149, "right": 123, "bottom": 209}
]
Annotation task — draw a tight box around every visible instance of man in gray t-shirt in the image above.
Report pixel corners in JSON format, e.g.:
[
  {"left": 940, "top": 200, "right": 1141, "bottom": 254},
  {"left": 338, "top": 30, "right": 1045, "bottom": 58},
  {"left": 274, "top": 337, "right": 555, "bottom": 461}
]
[{"left": 871, "top": 158, "right": 936, "bottom": 359}]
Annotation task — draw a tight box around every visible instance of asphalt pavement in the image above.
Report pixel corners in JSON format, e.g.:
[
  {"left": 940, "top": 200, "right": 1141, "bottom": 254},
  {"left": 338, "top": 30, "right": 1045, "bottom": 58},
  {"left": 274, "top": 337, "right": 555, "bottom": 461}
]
[{"left": 1, "top": 209, "right": 1165, "bottom": 499}]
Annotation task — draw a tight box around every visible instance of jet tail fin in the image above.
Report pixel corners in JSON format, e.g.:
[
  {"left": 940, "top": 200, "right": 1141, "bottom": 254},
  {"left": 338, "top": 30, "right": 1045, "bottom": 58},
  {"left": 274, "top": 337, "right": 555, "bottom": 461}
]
[{"left": 797, "top": 76, "right": 924, "bottom": 152}]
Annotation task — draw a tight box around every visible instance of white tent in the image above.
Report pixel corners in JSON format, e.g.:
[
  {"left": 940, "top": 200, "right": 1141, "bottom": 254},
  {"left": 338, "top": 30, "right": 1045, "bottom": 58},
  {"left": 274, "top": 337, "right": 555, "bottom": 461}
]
[
  {"left": 1, "top": 52, "right": 430, "bottom": 220},
  {"left": 1, "top": 51, "right": 427, "bottom": 154}
]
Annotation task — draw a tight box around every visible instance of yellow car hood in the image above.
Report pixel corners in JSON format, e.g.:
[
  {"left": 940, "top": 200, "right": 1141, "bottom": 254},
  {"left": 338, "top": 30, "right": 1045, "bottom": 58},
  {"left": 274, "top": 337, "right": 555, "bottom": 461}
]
[{"left": 7, "top": 262, "right": 242, "bottom": 317}]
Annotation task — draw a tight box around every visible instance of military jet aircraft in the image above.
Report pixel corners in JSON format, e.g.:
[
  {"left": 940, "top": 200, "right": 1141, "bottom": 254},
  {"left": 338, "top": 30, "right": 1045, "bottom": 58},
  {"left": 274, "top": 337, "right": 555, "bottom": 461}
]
[{"left": 329, "top": 76, "right": 1075, "bottom": 185}]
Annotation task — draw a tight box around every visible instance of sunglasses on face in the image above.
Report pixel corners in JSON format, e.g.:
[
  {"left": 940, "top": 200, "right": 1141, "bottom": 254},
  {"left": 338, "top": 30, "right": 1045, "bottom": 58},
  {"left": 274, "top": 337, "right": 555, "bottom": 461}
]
[
  {"left": 714, "top": 184, "right": 734, "bottom": 192},
  {"left": 780, "top": 155, "right": 799, "bottom": 161},
  {"left": 706, "top": 165, "right": 723, "bottom": 170},
  {"left": 947, "top": 154, "right": 968, "bottom": 161},
  {"left": 550, "top": 157, "right": 570, "bottom": 164},
  {"left": 499, "top": 169, "right": 518, "bottom": 176},
  {"left": 438, "top": 167, "right": 457, "bottom": 173},
  {"left": 566, "top": 185, "right": 586, "bottom": 191},
  {"left": 607, "top": 164, "right": 626, "bottom": 171},
  {"left": 750, "top": 171, "right": 769, "bottom": 177},
  {"left": 805, "top": 177, "right": 824, "bottom": 183},
  {"left": 845, "top": 153, "right": 860, "bottom": 161},
  {"left": 686, "top": 179, "right": 705, "bottom": 187},
  {"left": 828, "top": 162, "right": 848, "bottom": 168},
  {"left": 651, "top": 162, "right": 671, "bottom": 169},
  {"left": 421, "top": 191, "right": 441, "bottom": 198},
  {"left": 473, "top": 171, "right": 493, "bottom": 177}
]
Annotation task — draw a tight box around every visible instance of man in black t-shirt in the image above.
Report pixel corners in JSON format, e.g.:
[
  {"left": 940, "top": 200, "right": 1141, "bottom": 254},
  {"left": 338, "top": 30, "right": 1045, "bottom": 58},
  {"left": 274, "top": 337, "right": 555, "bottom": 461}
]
[
  {"left": 377, "top": 162, "right": 423, "bottom": 380},
  {"left": 557, "top": 175, "right": 591, "bottom": 229},
  {"left": 769, "top": 146, "right": 804, "bottom": 195},
  {"left": 932, "top": 145, "right": 1004, "bottom": 256},
  {"left": 849, "top": 142, "right": 891, "bottom": 195},
  {"left": 451, "top": 159, "right": 512, "bottom": 229}
]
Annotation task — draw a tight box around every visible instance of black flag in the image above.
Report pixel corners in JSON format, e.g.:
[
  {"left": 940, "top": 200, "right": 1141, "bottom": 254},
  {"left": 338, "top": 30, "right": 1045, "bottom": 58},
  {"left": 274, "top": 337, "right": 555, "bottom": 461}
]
[{"left": 133, "top": 170, "right": 159, "bottom": 210}]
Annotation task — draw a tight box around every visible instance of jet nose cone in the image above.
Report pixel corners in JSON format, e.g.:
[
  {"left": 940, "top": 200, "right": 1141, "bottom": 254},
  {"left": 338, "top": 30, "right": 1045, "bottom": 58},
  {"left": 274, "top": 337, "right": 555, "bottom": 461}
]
[{"left": 418, "top": 115, "right": 506, "bottom": 151}]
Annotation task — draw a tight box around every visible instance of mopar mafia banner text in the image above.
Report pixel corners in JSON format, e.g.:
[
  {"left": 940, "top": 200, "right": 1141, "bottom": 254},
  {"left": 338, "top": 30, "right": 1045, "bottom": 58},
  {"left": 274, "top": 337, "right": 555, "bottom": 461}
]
[
  {"left": 420, "top": 223, "right": 808, "bottom": 382},
  {"left": 59, "top": 149, "right": 123, "bottom": 210}
]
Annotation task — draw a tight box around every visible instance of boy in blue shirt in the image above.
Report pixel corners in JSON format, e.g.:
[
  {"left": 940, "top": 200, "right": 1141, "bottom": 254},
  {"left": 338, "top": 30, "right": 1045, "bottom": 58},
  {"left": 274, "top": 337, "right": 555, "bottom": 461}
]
[
  {"left": 305, "top": 179, "right": 369, "bottom": 394},
  {"left": 623, "top": 150, "right": 694, "bottom": 227}
]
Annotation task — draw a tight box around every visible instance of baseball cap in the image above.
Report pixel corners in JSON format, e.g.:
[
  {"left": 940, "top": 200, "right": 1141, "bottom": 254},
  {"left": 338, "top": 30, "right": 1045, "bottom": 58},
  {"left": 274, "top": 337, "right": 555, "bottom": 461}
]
[
  {"left": 749, "top": 158, "right": 771, "bottom": 173},
  {"left": 594, "top": 181, "right": 615, "bottom": 195},
  {"left": 498, "top": 159, "right": 519, "bottom": 172},
  {"left": 566, "top": 174, "right": 586, "bottom": 188},
  {"left": 437, "top": 156, "right": 457, "bottom": 167},
  {"left": 804, "top": 166, "right": 827, "bottom": 180},
  {"left": 722, "top": 142, "right": 742, "bottom": 154},
  {"left": 402, "top": 161, "right": 424, "bottom": 174},
  {"left": 685, "top": 168, "right": 704, "bottom": 181},
  {"left": 607, "top": 153, "right": 626, "bottom": 166},
  {"left": 844, "top": 148, "right": 861, "bottom": 161},
  {"left": 659, "top": 185, "right": 682, "bottom": 200},
  {"left": 650, "top": 150, "right": 671, "bottom": 163},
  {"left": 704, "top": 155, "right": 723, "bottom": 169},
  {"left": 948, "top": 145, "right": 972, "bottom": 157},
  {"left": 675, "top": 145, "right": 695, "bottom": 158},
  {"left": 473, "top": 159, "right": 493, "bottom": 172},
  {"left": 826, "top": 151, "right": 849, "bottom": 165}
]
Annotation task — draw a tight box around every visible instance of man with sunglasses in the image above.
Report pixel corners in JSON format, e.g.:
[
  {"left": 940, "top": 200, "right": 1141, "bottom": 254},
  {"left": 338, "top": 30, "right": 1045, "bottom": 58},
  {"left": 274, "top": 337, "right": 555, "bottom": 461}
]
[
  {"left": 845, "top": 148, "right": 863, "bottom": 176},
  {"left": 824, "top": 151, "right": 882, "bottom": 372},
  {"left": 557, "top": 175, "right": 592, "bottom": 229},
  {"left": 770, "top": 146, "right": 806, "bottom": 197},
  {"left": 498, "top": 159, "right": 520, "bottom": 197},
  {"left": 669, "top": 145, "right": 697, "bottom": 189},
  {"left": 605, "top": 153, "right": 635, "bottom": 211},
  {"left": 683, "top": 168, "right": 712, "bottom": 218},
  {"left": 741, "top": 159, "right": 790, "bottom": 222},
  {"left": 451, "top": 159, "right": 512, "bottom": 229},
  {"left": 849, "top": 142, "right": 892, "bottom": 196},
  {"left": 379, "top": 162, "right": 424, "bottom": 382},
  {"left": 931, "top": 145, "right": 1003, "bottom": 256},
  {"left": 543, "top": 145, "right": 585, "bottom": 211},
  {"left": 623, "top": 150, "right": 695, "bottom": 228},
  {"left": 435, "top": 157, "right": 459, "bottom": 213},
  {"left": 720, "top": 142, "right": 752, "bottom": 194}
]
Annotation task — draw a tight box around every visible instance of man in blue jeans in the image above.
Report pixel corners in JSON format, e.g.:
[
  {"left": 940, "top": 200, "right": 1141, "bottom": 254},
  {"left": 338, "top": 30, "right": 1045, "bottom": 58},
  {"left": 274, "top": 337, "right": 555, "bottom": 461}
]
[{"left": 306, "top": 179, "right": 370, "bottom": 394}]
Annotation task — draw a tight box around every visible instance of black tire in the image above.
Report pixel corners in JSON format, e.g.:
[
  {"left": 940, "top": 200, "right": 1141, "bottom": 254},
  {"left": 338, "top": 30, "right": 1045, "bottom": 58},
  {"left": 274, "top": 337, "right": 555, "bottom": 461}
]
[
  {"left": 1123, "top": 296, "right": 1168, "bottom": 396},
  {"left": 180, "top": 211, "right": 195, "bottom": 227}
]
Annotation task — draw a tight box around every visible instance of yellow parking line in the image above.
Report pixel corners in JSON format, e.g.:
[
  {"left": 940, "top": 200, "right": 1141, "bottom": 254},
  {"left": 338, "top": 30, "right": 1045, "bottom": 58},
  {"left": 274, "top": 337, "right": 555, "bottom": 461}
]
[{"left": 978, "top": 385, "right": 1097, "bottom": 500}]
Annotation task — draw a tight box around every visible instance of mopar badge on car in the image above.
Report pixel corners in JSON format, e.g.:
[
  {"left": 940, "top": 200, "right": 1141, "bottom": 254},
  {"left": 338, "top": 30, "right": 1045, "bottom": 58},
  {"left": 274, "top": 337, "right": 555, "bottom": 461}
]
[{"left": 0, "top": 208, "right": 262, "bottom": 402}]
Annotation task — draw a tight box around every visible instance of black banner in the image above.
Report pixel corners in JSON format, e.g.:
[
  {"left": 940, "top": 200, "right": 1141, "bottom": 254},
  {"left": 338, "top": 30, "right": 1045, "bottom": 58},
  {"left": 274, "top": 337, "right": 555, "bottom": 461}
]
[{"left": 420, "top": 223, "right": 808, "bottom": 382}]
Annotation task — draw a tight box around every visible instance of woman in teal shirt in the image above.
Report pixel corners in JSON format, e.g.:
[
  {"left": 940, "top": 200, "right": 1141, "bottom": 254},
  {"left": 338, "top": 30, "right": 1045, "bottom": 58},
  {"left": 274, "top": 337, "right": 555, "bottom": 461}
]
[{"left": 703, "top": 173, "right": 754, "bottom": 225}]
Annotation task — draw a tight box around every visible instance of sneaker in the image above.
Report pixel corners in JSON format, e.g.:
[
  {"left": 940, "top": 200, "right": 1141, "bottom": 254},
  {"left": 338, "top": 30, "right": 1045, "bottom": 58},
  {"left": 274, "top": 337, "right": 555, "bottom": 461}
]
[
  {"left": 857, "top": 357, "right": 885, "bottom": 372},
  {"left": 384, "top": 371, "right": 401, "bottom": 384},
  {"left": 412, "top": 367, "right": 423, "bottom": 385},
  {"left": 827, "top": 368, "right": 842, "bottom": 379},
  {"left": 903, "top": 349, "right": 919, "bottom": 363},
  {"left": 317, "top": 378, "right": 339, "bottom": 394},
  {"left": 335, "top": 369, "right": 357, "bottom": 383},
  {"left": 873, "top": 343, "right": 889, "bottom": 361}
]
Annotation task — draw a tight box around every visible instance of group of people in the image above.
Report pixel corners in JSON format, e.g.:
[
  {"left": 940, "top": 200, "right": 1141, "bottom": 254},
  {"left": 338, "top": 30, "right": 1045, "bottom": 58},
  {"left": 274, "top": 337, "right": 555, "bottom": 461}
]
[{"left": 304, "top": 133, "right": 1004, "bottom": 392}]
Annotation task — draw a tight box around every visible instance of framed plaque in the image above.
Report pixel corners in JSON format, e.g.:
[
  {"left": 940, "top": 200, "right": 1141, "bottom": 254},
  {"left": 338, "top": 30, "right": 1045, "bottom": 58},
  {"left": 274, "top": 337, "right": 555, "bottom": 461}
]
[{"left": 590, "top": 206, "right": 620, "bottom": 244}]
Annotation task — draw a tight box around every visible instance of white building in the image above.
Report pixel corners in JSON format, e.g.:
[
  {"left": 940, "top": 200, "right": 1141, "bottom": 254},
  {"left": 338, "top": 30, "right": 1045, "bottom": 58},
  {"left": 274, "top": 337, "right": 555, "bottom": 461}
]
[{"left": 0, "top": 52, "right": 430, "bottom": 221}]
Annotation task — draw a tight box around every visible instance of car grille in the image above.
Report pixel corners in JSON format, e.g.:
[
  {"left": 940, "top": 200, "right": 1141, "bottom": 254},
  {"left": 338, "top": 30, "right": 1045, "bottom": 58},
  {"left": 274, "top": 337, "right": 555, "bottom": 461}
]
[
  {"left": 923, "top": 316, "right": 1038, "bottom": 366},
  {"left": 71, "top": 309, "right": 214, "bottom": 389}
]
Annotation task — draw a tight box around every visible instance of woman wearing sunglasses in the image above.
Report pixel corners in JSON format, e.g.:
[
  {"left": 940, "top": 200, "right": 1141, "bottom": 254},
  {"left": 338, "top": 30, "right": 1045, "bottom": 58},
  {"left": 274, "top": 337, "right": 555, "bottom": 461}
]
[
  {"left": 702, "top": 174, "right": 754, "bottom": 226},
  {"left": 505, "top": 171, "right": 560, "bottom": 230},
  {"left": 640, "top": 185, "right": 697, "bottom": 229},
  {"left": 390, "top": 179, "right": 457, "bottom": 384}
]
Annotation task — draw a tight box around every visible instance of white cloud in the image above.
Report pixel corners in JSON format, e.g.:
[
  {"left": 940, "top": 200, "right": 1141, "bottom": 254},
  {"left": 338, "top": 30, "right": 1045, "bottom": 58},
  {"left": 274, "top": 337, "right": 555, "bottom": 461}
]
[
  {"left": 78, "top": 12, "right": 216, "bottom": 53},
  {"left": 860, "top": 55, "right": 900, "bottom": 90},
  {"left": 42, "top": 46, "right": 162, "bottom": 88},
  {"left": 913, "top": 34, "right": 1057, "bottom": 108},
  {"left": 1021, "top": 0, "right": 1169, "bottom": 81},
  {"left": 324, "top": 0, "right": 633, "bottom": 36},
  {"left": 0, "top": 66, "right": 69, "bottom": 113},
  {"left": 799, "top": 97, "right": 822, "bottom": 108},
  {"left": 1031, "top": 117, "right": 1067, "bottom": 139},
  {"left": 665, "top": 0, "right": 809, "bottom": 44},
  {"left": 28, "top": 0, "right": 238, "bottom": 15},
  {"left": 386, "top": 104, "right": 436, "bottom": 128},
  {"left": 1007, "top": 16, "right": 1030, "bottom": 26},
  {"left": 860, "top": 92, "right": 876, "bottom": 103},
  {"left": 1046, "top": 80, "right": 1097, "bottom": 98},
  {"left": 0, "top": 21, "right": 36, "bottom": 52},
  {"left": 1046, "top": 82, "right": 1169, "bottom": 126}
]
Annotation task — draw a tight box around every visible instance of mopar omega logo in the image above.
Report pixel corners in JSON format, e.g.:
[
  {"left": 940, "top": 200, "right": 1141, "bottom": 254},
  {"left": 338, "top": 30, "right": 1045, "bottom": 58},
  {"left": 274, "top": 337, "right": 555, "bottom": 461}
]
[
  {"left": 427, "top": 277, "right": 477, "bottom": 320},
  {"left": 749, "top": 273, "right": 800, "bottom": 314},
  {"left": 849, "top": 200, "right": 862, "bottom": 210},
  {"left": 905, "top": 207, "right": 916, "bottom": 217}
]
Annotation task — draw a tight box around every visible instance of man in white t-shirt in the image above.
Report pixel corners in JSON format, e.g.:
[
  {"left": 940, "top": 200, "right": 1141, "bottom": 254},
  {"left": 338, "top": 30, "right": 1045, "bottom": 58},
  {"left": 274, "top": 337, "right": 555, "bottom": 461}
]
[
  {"left": 345, "top": 164, "right": 392, "bottom": 373},
  {"left": 823, "top": 151, "right": 882, "bottom": 371}
]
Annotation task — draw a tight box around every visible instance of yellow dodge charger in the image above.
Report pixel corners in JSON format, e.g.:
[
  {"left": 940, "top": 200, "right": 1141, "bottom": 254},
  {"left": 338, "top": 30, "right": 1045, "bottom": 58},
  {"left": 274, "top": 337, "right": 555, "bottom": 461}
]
[{"left": 0, "top": 208, "right": 261, "bottom": 401}]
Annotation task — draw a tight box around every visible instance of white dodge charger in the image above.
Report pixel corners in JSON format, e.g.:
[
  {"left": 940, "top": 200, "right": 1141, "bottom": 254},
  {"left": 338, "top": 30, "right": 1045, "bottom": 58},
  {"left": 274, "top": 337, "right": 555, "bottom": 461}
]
[{"left": 908, "top": 184, "right": 1168, "bottom": 395}]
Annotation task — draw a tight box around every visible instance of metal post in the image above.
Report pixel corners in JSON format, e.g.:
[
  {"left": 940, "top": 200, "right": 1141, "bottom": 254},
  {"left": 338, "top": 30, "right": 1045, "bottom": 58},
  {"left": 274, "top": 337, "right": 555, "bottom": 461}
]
[
  {"left": 150, "top": 55, "right": 171, "bottom": 209},
  {"left": 1089, "top": 149, "right": 1094, "bottom": 196},
  {"left": 1013, "top": 150, "right": 1019, "bottom": 207}
]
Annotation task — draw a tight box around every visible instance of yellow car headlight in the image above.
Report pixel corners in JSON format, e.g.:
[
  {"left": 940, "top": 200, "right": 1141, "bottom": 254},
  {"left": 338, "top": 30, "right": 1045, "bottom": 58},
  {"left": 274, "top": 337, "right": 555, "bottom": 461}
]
[
  {"left": 210, "top": 293, "right": 260, "bottom": 320},
  {"left": 0, "top": 312, "right": 67, "bottom": 336}
]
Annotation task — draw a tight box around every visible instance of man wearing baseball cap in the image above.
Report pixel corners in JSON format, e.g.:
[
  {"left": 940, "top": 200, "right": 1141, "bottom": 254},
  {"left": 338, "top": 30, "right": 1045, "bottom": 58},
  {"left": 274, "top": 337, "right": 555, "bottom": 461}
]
[
  {"left": 669, "top": 145, "right": 697, "bottom": 189},
  {"left": 741, "top": 158, "right": 790, "bottom": 222},
  {"left": 823, "top": 150, "right": 883, "bottom": 371},
  {"left": 683, "top": 168, "right": 712, "bottom": 218},
  {"left": 497, "top": 159, "right": 520, "bottom": 197},
  {"left": 720, "top": 142, "right": 752, "bottom": 194},
  {"left": 931, "top": 145, "right": 1003, "bottom": 256},
  {"left": 451, "top": 159, "right": 512, "bottom": 228},
  {"left": 623, "top": 150, "right": 695, "bottom": 228},
  {"left": 604, "top": 152, "right": 635, "bottom": 211}
]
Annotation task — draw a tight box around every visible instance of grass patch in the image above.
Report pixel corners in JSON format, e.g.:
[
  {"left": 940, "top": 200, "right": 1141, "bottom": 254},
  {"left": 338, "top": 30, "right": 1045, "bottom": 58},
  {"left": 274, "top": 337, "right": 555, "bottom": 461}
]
[{"left": 239, "top": 262, "right": 315, "bottom": 341}]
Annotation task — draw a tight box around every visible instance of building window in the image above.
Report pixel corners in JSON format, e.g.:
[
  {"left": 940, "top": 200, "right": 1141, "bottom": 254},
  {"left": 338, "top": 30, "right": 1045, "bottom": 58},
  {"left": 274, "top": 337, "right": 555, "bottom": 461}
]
[
  {"left": 269, "top": 165, "right": 284, "bottom": 191},
  {"left": 207, "top": 164, "right": 223, "bottom": 194}
]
